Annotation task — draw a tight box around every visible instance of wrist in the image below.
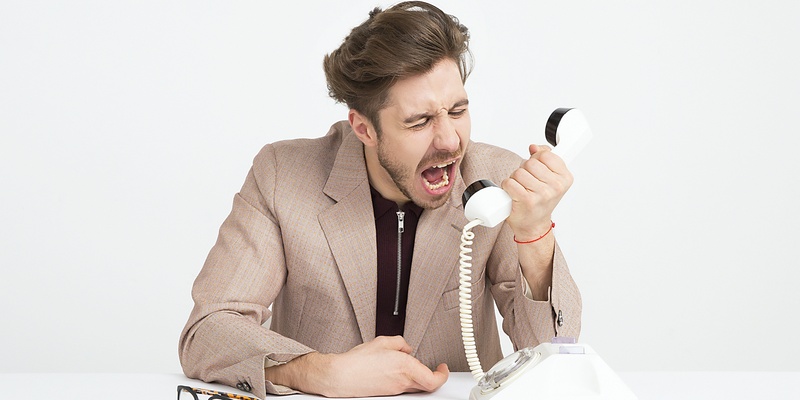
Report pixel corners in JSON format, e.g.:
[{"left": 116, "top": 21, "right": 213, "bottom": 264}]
[
  {"left": 299, "top": 352, "right": 335, "bottom": 396},
  {"left": 265, "top": 352, "right": 332, "bottom": 396},
  {"left": 514, "top": 221, "right": 555, "bottom": 244}
]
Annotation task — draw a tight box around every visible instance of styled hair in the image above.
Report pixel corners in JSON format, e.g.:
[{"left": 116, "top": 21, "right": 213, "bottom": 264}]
[{"left": 323, "top": 1, "right": 472, "bottom": 129}]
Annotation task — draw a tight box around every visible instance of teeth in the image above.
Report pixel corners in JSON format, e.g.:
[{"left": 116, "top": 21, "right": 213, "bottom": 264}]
[
  {"left": 434, "top": 160, "right": 455, "bottom": 168},
  {"left": 424, "top": 164, "right": 450, "bottom": 190}
]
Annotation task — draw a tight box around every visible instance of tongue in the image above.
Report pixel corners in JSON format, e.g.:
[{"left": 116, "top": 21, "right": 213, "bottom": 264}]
[{"left": 422, "top": 166, "right": 445, "bottom": 183}]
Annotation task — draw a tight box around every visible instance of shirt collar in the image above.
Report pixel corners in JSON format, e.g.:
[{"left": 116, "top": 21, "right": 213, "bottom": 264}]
[{"left": 370, "top": 185, "right": 424, "bottom": 220}]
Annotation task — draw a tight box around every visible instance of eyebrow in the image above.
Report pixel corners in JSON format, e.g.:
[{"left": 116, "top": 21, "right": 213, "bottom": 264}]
[{"left": 402, "top": 98, "right": 470, "bottom": 124}]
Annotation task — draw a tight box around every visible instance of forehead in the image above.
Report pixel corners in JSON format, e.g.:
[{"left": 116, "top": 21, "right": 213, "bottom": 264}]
[{"left": 384, "top": 59, "right": 467, "bottom": 114}]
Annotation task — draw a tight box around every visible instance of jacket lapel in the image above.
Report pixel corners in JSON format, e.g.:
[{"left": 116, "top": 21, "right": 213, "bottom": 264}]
[
  {"left": 403, "top": 177, "right": 468, "bottom": 354},
  {"left": 318, "top": 128, "right": 377, "bottom": 343}
]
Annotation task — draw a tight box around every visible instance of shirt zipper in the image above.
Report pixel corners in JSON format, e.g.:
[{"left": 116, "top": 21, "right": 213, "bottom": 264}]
[{"left": 394, "top": 210, "right": 405, "bottom": 316}]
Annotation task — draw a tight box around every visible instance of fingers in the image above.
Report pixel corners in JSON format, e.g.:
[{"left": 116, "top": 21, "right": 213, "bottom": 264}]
[
  {"left": 529, "top": 144, "right": 566, "bottom": 175},
  {"left": 502, "top": 160, "right": 556, "bottom": 200},
  {"left": 370, "top": 337, "right": 448, "bottom": 393},
  {"left": 516, "top": 159, "right": 556, "bottom": 191},
  {"left": 504, "top": 144, "right": 571, "bottom": 198},
  {"left": 500, "top": 144, "right": 574, "bottom": 236}
]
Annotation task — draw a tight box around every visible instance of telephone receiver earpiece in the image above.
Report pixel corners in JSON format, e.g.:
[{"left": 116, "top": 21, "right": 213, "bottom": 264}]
[
  {"left": 462, "top": 108, "right": 592, "bottom": 228},
  {"left": 546, "top": 108, "right": 592, "bottom": 164}
]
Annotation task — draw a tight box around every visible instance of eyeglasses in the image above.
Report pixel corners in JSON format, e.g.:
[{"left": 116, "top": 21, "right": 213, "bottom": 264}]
[{"left": 177, "top": 385, "right": 260, "bottom": 400}]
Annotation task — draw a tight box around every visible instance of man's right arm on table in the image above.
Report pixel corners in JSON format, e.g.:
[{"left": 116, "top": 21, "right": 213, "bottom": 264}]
[
  {"left": 179, "top": 145, "right": 310, "bottom": 396},
  {"left": 264, "top": 336, "right": 449, "bottom": 397},
  {"left": 181, "top": 146, "right": 447, "bottom": 397}
]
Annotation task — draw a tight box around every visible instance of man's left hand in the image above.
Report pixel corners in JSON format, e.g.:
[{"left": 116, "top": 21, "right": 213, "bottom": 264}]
[{"left": 502, "top": 144, "right": 573, "bottom": 237}]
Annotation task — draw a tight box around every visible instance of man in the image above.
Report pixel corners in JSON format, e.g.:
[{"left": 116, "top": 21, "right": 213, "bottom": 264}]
[{"left": 179, "top": 2, "right": 581, "bottom": 398}]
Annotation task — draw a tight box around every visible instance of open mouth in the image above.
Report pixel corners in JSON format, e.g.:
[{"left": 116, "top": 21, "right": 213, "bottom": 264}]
[{"left": 421, "top": 159, "right": 457, "bottom": 192}]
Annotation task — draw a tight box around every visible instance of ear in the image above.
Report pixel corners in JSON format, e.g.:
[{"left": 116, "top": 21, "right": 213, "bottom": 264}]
[{"left": 349, "top": 109, "right": 378, "bottom": 148}]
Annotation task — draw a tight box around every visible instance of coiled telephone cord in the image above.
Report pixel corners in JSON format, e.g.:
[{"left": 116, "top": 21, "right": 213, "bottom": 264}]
[{"left": 459, "top": 219, "right": 486, "bottom": 382}]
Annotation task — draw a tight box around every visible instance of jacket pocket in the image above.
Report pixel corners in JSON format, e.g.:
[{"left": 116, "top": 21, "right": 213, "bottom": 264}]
[{"left": 441, "top": 270, "right": 486, "bottom": 311}]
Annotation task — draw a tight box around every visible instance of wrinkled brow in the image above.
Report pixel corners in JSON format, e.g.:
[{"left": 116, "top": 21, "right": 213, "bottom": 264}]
[{"left": 402, "top": 99, "right": 469, "bottom": 124}]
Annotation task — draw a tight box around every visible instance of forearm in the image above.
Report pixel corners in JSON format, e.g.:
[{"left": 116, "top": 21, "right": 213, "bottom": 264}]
[
  {"left": 516, "top": 222, "right": 556, "bottom": 301},
  {"left": 179, "top": 306, "right": 316, "bottom": 397},
  {"left": 488, "top": 222, "right": 582, "bottom": 347}
]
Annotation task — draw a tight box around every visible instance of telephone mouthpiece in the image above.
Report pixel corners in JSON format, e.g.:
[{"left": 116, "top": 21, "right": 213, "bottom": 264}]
[{"left": 462, "top": 180, "right": 512, "bottom": 228}]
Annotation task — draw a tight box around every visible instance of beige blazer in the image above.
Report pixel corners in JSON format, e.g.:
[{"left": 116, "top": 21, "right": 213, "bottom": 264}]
[{"left": 179, "top": 121, "right": 581, "bottom": 398}]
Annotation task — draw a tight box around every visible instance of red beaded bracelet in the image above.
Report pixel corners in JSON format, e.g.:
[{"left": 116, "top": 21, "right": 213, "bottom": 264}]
[{"left": 513, "top": 221, "right": 555, "bottom": 244}]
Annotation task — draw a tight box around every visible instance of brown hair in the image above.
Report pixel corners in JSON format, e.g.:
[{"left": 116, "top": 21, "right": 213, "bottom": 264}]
[{"left": 323, "top": 1, "right": 472, "bottom": 130}]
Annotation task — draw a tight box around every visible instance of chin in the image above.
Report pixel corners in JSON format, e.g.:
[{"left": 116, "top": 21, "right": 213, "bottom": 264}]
[{"left": 412, "top": 189, "right": 452, "bottom": 210}]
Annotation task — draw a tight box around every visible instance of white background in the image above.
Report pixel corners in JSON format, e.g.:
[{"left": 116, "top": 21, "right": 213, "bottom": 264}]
[{"left": 2, "top": 0, "right": 798, "bottom": 374}]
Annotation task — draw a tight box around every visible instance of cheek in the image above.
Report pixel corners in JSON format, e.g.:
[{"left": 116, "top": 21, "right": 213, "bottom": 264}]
[
  {"left": 386, "top": 137, "right": 429, "bottom": 170},
  {"left": 407, "top": 137, "right": 437, "bottom": 163}
]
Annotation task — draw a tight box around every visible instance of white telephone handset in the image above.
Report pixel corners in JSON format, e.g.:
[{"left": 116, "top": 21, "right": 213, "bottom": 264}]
[
  {"left": 459, "top": 109, "right": 637, "bottom": 400},
  {"left": 462, "top": 108, "right": 591, "bottom": 228}
]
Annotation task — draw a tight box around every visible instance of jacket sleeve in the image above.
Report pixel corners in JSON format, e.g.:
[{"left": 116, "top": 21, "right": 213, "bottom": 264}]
[
  {"left": 178, "top": 144, "right": 314, "bottom": 398},
  {"left": 487, "top": 220, "right": 582, "bottom": 350}
]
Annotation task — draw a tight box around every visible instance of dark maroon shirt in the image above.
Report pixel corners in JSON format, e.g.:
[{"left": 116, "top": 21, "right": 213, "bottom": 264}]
[{"left": 370, "top": 186, "right": 423, "bottom": 337}]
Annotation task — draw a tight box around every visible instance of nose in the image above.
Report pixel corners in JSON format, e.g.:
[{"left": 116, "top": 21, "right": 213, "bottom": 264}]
[{"left": 432, "top": 111, "right": 460, "bottom": 152}]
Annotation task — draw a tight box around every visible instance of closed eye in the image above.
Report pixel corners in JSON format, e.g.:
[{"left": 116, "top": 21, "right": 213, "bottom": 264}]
[{"left": 410, "top": 117, "right": 432, "bottom": 130}]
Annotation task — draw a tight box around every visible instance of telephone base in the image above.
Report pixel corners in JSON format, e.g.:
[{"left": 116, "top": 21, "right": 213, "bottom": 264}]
[{"left": 469, "top": 341, "right": 637, "bottom": 400}]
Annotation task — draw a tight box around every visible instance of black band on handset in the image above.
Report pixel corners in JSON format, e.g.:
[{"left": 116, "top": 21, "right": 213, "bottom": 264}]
[
  {"left": 545, "top": 107, "right": 574, "bottom": 147},
  {"left": 462, "top": 179, "right": 499, "bottom": 207}
]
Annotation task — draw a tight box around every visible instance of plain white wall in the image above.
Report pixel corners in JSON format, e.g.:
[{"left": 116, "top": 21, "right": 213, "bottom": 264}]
[{"left": 1, "top": 0, "right": 798, "bottom": 373}]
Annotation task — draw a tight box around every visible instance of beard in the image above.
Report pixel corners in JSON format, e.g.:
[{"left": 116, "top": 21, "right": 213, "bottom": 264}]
[{"left": 376, "top": 139, "right": 460, "bottom": 210}]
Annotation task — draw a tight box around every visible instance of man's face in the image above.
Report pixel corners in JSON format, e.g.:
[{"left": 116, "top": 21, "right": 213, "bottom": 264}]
[{"left": 373, "top": 59, "right": 471, "bottom": 209}]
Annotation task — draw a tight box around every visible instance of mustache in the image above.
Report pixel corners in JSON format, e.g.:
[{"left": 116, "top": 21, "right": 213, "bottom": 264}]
[{"left": 418, "top": 150, "right": 462, "bottom": 169}]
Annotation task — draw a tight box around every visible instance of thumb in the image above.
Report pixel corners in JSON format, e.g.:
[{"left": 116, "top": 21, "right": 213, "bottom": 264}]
[
  {"left": 411, "top": 363, "right": 450, "bottom": 393},
  {"left": 529, "top": 144, "right": 553, "bottom": 157}
]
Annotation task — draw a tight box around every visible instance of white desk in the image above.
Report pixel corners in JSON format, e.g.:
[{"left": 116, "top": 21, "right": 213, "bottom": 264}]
[{"left": 1, "top": 372, "right": 798, "bottom": 399}]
